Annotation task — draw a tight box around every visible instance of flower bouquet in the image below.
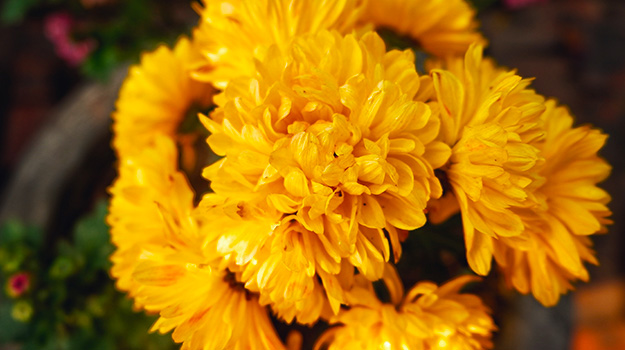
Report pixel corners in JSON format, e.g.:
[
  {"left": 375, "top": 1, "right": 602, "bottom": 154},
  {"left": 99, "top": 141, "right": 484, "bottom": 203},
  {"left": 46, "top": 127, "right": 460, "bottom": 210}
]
[{"left": 107, "top": 1, "right": 611, "bottom": 349}]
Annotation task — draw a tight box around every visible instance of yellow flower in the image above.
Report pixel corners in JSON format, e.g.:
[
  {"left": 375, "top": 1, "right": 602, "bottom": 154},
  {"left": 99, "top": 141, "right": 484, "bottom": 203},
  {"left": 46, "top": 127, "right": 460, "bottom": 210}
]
[
  {"left": 361, "top": 0, "right": 487, "bottom": 57},
  {"left": 427, "top": 44, "right": 546, "bottom": 276},
  {"left": 196, "top": 195, "right": 336, "bottom": 324},
  {"left": 112, "top": 36, "right": 213, "bottom": 159},
  {"left": 192, "top": 0, "right": 365, "bottom": 88},
  {"left": 110, "top": 39, "right": 213, "bottom": 283},
  {"left": 11, "top": 301, "right": 33, "bottom": 322},
  {"left": 197, "top": 30, "right": 449, "bottom": 323},
  {"left": 131, "top": 253, "right": 285, "bottom": 350},
  {"left": 107, "top": 135, "right": 198, "bottom": 296},
  {"left": 108, "top": 136, "right": 285, "bottom": 349},
  {"left": 315, "top": 275, "right": 495, "bottom": 350},
  {"left": 493, "top": 100, "right": 611, "bottom": 306}
]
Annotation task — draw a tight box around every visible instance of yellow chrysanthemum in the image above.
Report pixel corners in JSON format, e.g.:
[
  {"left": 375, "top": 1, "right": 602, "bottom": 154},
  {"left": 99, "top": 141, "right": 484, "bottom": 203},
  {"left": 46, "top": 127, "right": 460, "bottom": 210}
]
[
  {"left": 493, "top": 100, "right": 611, "bottom": 306},
  {"left": 107, "top": 135, "right": 199, "bottom": 297},
  {"left": 426, "top": 44, "right": 546, "bottom": 276},
  {"left": 197, "top": 30, "right": 449, "bottom": 323},
  {"left": 192, "top": 0, "right": 365, "bottom": 87},
  {"left": 105, "top": 0, "right": 616, "bottom": 347},
  {"left": 108, "top": 136, "right": 285, "bottom": 349},
  {"left": 361, "top": 0, "right": 486, "bottom": 57},
  {"left": 195, "top": 195, "right": 336, "bottom": 324},
  {"left": 315, "top": 275, "right": 495, "bottom": 350},
  {"left": 132, "top": 253, "right": 285, "bottom": 350},
  {"left": 112, "top": 36, "right": 213, "bottom": 159}
]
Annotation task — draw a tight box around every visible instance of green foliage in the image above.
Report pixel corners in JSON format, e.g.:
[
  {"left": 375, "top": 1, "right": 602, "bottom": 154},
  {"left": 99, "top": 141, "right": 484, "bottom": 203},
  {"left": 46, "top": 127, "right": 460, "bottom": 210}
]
[
  {"left": 0, "top": 0, "right": 41, "bottom": 24},
  {"left": 0, "top": 302, "right": 28, "bottom": 342},
  {"left": 0, "top": 201, "right": 177, "bottom": 350},
  {"left": 73, "top": 202, "right": 114, "bottom": 272},
  {"left": 81, "top": 45, "right": 122, "bottom": 82}
]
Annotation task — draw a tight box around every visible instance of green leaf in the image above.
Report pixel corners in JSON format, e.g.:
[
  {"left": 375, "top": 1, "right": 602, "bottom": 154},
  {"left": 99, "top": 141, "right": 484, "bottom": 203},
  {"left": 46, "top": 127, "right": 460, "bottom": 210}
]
[
  {"left": 0, "top": 220, "right": 26, "bottom": 244},
  {"left": 0, "top": 300, "right": 28, "bottom": 342},
  {"left": 1, "top": 244, "right": 29, "bottom": 273},
  {"left": 24, "top": 224, "right": 44, "bottom": 247},
  {"left": 0, "top": 220, "right": 43, "bottom": 247},
  {"left": 49, "top": 256, "right": 77, "bottom": 280},
  {"left": 80, "top": 45, "right": 121, "bottom": 81},
  {"left": 72, "top": 201, "right": 113, "bottom": 271},
  {"left": 0, "top": 0, "right": 40, "bottom": 24}
]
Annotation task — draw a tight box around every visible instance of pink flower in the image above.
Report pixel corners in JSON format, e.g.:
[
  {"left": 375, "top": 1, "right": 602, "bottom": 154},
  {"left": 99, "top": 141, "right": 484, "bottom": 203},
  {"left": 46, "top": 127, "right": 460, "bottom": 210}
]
[
  {"left": 44, "top": 12, "right": 72, "bottom": 42},
  {"left": 44, "top": 11, "right": 96, "bottom": 66},
  {"left": 6, "top": 272, "right": 30, "bottom": 298},
  {"left": 56, "top": 38, "right": 96, "bottom": 66}
]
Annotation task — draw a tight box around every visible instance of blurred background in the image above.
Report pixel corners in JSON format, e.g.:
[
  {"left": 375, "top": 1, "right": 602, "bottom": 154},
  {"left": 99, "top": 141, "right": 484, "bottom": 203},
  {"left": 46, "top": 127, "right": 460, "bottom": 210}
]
[{"left": 0, "top": 0, "right": 623, "bottom": 349}]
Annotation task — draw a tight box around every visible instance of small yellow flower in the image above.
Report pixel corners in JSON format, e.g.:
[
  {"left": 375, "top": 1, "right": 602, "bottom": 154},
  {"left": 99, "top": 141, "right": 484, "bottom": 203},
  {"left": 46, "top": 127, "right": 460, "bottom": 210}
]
[
  {"left": 192, "top": 0, "right": 366, "bottom": 87},
  {"left": 493, "top": 100, "right": 611, "bottom": 306},
  {"left": 361, "top": 0, "right": 487, "bottom": 57},
  {"left": 197, "top": 30, "right": 449, "bottom": 323},
  {"left": 11, "top": 300, "right": 34, "bottom": 322},
  {"left": 427, "top": 44, "right": 546, "bottom": 276},
  {"left": 112, "top": 36, "right": 213, "bottom": 159},
  {"left": 316, "top": 275, "right": 495, "bottom": 350}
]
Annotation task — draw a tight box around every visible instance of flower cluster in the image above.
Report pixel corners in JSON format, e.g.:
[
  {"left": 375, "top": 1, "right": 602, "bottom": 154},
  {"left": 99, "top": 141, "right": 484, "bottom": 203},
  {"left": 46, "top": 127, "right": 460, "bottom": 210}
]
[{"left": 108, "top": 0, "right": 610, "bottom": 349}]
